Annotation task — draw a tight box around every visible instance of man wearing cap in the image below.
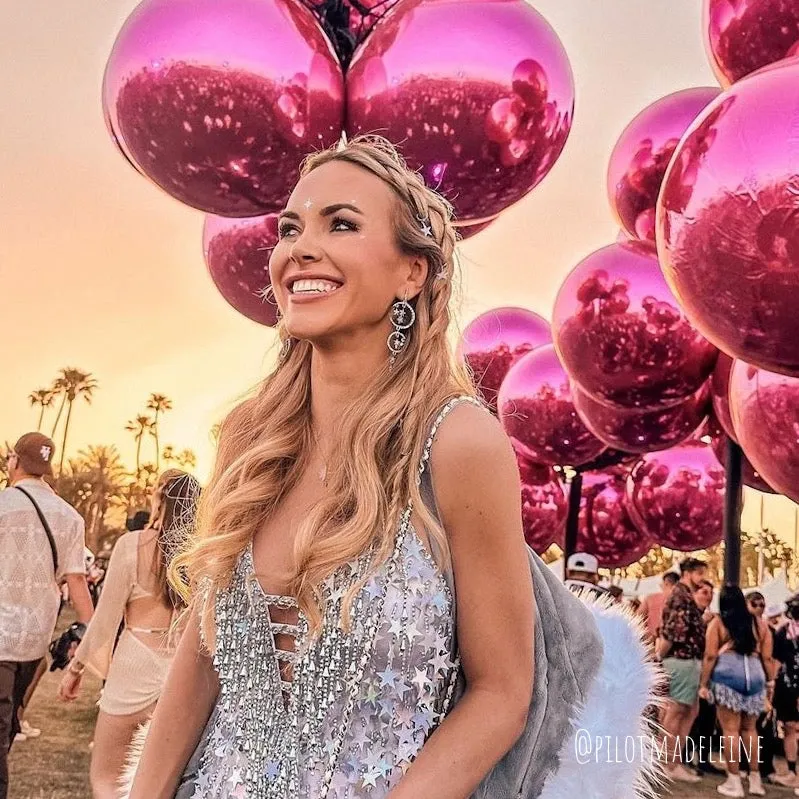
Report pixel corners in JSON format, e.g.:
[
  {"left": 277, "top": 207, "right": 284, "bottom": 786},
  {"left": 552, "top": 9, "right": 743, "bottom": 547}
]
[
  {"left": 564, "top": 552, "right": 607, "bottom": 599},
  {"left": 0, "top": 434, "right": 93, "bottom": 799}
]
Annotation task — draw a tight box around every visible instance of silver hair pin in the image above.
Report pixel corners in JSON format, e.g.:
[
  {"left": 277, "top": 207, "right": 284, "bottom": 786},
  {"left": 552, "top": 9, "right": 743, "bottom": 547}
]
[{"left": 418, "top": 215, "right": 433, "bottom": 238}]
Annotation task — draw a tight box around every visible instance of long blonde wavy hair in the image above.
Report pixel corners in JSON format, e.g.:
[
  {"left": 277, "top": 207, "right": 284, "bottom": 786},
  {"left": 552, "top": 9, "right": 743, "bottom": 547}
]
[{"left": 173, "top": 136, "right": 476, "bottom": 648}]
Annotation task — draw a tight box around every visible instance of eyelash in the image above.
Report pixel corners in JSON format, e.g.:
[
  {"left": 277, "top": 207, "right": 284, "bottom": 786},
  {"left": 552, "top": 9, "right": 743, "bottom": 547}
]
[{"left": 278, "top": 216, "right": 359, "bottom": 239}]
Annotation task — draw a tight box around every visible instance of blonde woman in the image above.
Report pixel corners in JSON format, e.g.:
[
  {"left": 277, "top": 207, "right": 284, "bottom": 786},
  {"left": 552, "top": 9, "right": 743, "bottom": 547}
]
[
  {"left": 125, "top": 136, "right": 536, "bottom": 799},
  {"left": 59, "top": 469, "right": 200, "bottom": 798}
]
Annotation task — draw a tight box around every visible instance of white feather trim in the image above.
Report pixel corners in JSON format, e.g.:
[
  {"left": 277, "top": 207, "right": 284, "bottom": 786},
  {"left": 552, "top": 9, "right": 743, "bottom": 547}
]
[
  {"left": 117, "top": 719, "right": 149, "bottom": 798},
  {"left": 538, "top": 594, "right": 666, "bottom": 799}
]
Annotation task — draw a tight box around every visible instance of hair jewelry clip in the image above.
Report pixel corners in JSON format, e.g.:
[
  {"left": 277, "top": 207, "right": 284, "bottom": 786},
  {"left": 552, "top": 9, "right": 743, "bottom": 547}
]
[{"left": 418, "top": 214, "right": 433, "bottom": 238}]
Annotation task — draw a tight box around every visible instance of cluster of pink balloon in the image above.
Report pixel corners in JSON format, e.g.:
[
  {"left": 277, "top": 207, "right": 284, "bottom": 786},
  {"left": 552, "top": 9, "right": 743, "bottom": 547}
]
[
  {"left": 102, "top": 0, "right": 575, "bottom": 327},
  {"left": 472, "top": 0, "right": 799, "bottom": 566}
]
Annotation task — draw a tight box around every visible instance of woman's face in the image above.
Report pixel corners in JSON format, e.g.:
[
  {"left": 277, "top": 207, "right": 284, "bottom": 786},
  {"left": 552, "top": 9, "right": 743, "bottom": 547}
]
[
  {"left": 747, "top": 597, "right": 765, "bottom": 618},
  {"left": 269, "top": 161, "right": 423, "bottom": 345},
  {"left": 694, "top": 584, "right": 713, "bottom": 610}
]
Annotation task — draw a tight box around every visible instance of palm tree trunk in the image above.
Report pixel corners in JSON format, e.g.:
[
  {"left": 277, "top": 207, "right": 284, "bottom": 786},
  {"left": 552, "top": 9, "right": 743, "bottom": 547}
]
[
  {"left": 37, "top": 404, "right": 45, "bottom": 432},
  {"left": 58, "top": 400, "right": 74, "bottom": 477},
  {"left": 51, "top": 394, "right": 66, "bottom": 438},
  {"left": 154, "top": 410, "right": 161, "bottom": 472},
  {"left": 135, "top": 434, "right": 143, "bottom": 478}
]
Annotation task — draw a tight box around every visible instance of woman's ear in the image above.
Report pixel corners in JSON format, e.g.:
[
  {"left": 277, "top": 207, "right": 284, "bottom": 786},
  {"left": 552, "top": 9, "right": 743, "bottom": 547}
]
[{"left": 405, "top": 255, "right": 429, "bottom": 299}]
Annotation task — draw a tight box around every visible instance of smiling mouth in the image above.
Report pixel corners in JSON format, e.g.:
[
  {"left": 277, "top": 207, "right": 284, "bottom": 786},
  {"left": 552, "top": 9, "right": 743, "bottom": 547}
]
[{"left": 289, "top": 278, "right": 343, "bottom": 297}]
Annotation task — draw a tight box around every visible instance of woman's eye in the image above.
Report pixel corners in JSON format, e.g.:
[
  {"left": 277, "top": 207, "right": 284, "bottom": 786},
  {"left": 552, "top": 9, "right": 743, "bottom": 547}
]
[
  {"left": 331, "top": 216, "right": 359, "bottom": 233},
  {"left": 278, "top": 224, "right": 298, "bottom": 239}
]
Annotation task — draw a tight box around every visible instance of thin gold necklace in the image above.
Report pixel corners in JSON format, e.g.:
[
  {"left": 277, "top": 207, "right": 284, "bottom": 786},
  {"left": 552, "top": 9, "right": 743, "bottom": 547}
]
[{"left": 310, "top": 425, "right": 330, "bottom": 485}]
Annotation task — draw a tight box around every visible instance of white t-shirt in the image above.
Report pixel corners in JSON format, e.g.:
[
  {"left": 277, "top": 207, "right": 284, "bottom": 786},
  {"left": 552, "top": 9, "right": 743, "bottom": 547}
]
[{"left": 0, "top": 479, "right": 86, "bottom": 661}]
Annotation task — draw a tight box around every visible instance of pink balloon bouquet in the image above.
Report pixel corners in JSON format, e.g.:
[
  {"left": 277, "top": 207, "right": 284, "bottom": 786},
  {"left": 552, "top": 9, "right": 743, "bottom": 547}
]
[
  {"left": 498, "top": 344, "right": 607, "bottom": 468},
  {"left": 203, "top": 214, "right": 280, "bottom": 326},
  {"left": 552, "top": 241, "right": 717, "bottom": 410},
  {"left": 459, "top": 307, "right": 551, "bottom": 411},
  {"left": 607, "top": 87, "right": 720, "bottom": 245},
  {"left": 576, "top": 468, "right": 653, "bottom": 569},
  {"left": 703, "top": 0, "right": 799, "bottom": 86},
  {"left": 729, "top": 359, "right": 799, "bottom": 503},
  {"left": 658, "top": 59, "right": 799, "bottom": 377},
  {"left": 626, "top": 442, "right": 726, "bottom": 552},
  {"left": 345, "top": 0, "right": 574, "bottom": 223},
  {"left": 103, "top": 0, "right": 345, "bottom": 216}
]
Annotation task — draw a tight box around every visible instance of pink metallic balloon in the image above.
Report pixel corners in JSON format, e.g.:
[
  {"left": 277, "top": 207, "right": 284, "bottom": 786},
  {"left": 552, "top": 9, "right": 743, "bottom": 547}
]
[
  {"left": 203, "top": 214, "right": 280, "bottom": 326},
  {"left": 103, "top": 0, "right": 345, "bottom": 217},
  {"left": 498, "top": 345, "right": 607, "bottom": 468},
  {"left": 710, "top": 352, "right": 737, "bottom": 443},
  {"left": 707, "top": 415, "right": 777, "bottom": 493},
  {"left": 658, "top": 61, "right": 799, "bottom": 377},
  {"left": 345, "top": 0, "right": 574, "bottom": 222},
  {"left": 703, "top": 0, "right": 799, "bottom": 87},
  {"left": 577, "top": 468, "right": 653, "bottom": 569},
  {"left": 460, "top": 307, "right": 552, "bottom": 411},
  {"left": 729, "top": 359, "right": 799, "bottom": 503},
  {"left": 553, "top": 241, "right": 718, "bottom": 410},
  {"left": 518, "top": 457, "right": 567, "bottom": 555},
  {"left": 607, "top": 88, "right": 720, "bottom": 245},
  {"left": 573, "top": 382, "right": 711, "bottom": 454},
  {"left": 626, "top": 442, "right": 726, "bottom": 551}
]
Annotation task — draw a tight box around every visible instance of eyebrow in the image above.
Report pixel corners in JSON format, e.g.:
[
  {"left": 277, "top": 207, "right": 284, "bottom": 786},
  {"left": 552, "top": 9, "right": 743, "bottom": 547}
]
[{"left": 277, "top": 203, "right": 364, "bottom": 222}]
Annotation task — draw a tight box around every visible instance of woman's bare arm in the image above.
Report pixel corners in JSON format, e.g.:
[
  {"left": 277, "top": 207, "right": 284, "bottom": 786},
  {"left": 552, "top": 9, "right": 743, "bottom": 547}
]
[
  {"left": 389, "top": 404, "right": 534, "bottom": 799},
  {"left": 128, "top": 607, "right": 219, "bottom": 799}
]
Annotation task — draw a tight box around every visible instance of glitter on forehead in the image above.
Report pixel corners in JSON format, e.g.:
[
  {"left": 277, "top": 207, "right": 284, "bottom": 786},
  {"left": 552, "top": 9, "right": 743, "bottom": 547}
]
[{"left": 304, "top": 199, "right": 313, "bottom": 210}]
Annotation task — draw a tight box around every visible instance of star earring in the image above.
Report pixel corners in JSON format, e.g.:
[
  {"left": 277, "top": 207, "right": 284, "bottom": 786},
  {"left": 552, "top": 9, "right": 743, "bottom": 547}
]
[{"left": 387, "top": 291, "right": 416, "bottom": 369}]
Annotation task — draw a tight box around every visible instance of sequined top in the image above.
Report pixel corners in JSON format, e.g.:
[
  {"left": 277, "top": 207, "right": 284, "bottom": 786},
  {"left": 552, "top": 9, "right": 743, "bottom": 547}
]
[{"left": 193, "top": 397, "right": 481, "bottom": 799}]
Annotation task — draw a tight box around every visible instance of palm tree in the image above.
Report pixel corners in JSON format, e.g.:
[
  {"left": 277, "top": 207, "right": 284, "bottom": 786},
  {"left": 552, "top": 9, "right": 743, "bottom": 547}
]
[
  {"left": 176, "top": 449, "right": 197, "bottom": 471},
  {"left": 74, "top": 445, "right": 128, "bottom": 550},
  {"left": 49, "top": 375, "right": 69, "bottom": 438},
  {"left": 146, "top": 393, "right": 173, "bottom": 471},
  {"left": 54, "top": 368, "right": 99, "bottom": 477},
  {"left": 125, "top": 415, "right": 155, "bottom": 478},
  {"left": 28, "top": 388, "right": 56, "bottom": 432}
]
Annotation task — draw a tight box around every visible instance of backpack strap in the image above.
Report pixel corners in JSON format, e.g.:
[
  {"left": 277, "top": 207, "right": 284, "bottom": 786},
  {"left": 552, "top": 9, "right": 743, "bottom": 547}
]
[{"left": 15, "top": 486, "right": 59, "bottom": 575}]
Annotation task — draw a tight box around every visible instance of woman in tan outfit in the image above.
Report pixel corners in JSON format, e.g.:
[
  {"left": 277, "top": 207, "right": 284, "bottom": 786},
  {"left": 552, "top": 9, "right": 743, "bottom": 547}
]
[{"left": 59, "top": 469, "right": 200, "bottom": 798}]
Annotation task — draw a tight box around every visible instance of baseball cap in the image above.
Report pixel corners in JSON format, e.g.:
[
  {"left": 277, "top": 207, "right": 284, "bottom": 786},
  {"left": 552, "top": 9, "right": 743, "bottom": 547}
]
[
  {"left": 566, "top": 552, "right": 599, "bottom": 574},
  {"left": 13, "top": 432, "right": 56, "bottom": 477}
]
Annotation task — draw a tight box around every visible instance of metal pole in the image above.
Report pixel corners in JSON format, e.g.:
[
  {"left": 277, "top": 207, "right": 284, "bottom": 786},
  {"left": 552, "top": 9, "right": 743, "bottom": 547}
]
[
  {"left": 563, "top": 470, "right": 583, "bottom": 581},
  {"left": 723, "top": 437, "right": 743, "bottom": 587}
]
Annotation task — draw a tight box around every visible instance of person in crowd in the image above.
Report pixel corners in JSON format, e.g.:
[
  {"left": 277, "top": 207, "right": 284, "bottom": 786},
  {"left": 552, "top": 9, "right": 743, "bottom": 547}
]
[
  {"left": 699, "top": 585, "right": 776, "bottom": 797},
  {"left": 772, "top": 594, "right": 799, "bottom": 789},
  {"left": 564, "top": 552, "right": 607, "bottom": 598},
  {"left": 690, "top": 578, "right": 723, "bottom": 778},
  {"left": 695, "top": 579, "right": 716, "bottom": 625},
  {"left": 59, "top": 469, "right": 200, "bottom": 799},
  {"left": 639, "top": 571, "right": 679, "bottom": 642},
  {"left": 656, "top": 557, "right": 709, "bottom": 784},
  {"left": 0, "top": 434, "right": 93, "bottom": 799}
]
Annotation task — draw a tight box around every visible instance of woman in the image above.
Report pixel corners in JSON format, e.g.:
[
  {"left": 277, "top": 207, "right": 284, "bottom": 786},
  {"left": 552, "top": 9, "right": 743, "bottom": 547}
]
[
  {"left": 126, "top": 137, "right": 536, "bottom": 799},
  {"left": 699, "top": 586, "right": 776, "bottom": 798},
  {"left": 59, "top": 469, "right": 200, "bottom": 798}
]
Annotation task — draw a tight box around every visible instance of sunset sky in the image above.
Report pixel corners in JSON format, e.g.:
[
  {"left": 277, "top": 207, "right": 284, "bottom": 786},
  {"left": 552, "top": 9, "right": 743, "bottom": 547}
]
[{"left": 2, "top": 0, "right": 797, "bottom": 546}]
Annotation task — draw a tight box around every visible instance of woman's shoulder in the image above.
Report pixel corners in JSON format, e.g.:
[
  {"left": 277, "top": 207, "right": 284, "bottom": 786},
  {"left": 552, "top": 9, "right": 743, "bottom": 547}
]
[{"left": 427, "top": 396, "right": 512, "bottom": 468}]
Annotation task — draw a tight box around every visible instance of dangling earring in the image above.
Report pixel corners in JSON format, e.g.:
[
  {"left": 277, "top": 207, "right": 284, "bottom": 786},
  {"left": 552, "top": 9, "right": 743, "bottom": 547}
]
[{"left": 388, "top": 291, "right": 415, "bottom": 369}]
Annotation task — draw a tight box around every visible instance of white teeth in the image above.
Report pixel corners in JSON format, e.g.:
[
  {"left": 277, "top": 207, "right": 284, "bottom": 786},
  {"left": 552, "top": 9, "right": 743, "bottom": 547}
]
[{"left": 291, "top": 279, "right": 340, "bottom": 294}]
